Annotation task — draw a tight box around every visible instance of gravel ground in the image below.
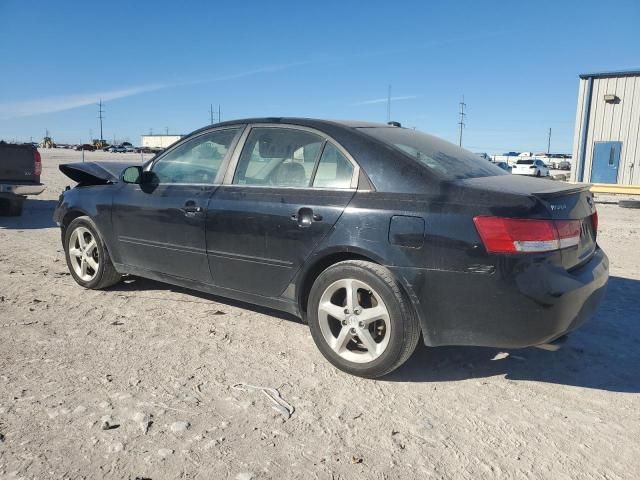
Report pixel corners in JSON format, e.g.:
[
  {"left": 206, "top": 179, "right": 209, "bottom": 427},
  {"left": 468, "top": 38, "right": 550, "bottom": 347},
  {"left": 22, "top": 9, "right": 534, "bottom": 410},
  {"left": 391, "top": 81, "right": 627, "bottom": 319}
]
[{"left": 1, "top": 149, "right": 639, "bottom": 479}]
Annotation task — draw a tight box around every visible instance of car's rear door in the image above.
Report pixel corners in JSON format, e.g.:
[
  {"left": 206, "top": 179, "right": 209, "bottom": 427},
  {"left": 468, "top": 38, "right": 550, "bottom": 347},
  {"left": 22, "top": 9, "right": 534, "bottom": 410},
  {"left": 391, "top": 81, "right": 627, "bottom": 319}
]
[
  {"left": 205, "top": 125, "right": 359, "bottom": 297},
  {"left": 111, "top": 127, "right": 243, "bottom": 283}
]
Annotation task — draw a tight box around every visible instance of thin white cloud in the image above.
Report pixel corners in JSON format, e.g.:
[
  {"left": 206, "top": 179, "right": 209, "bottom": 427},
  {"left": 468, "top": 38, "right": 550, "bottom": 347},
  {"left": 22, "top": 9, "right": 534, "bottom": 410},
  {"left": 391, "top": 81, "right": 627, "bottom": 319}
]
[
  {"left": 352, "top": 95, "right": 418, "bottom": 106},
  {"left": 0, "top": 61, "right": 309, "bottom": 120},
  {"left": 0, "top": 83, "right": 168, "bottom": 120}
]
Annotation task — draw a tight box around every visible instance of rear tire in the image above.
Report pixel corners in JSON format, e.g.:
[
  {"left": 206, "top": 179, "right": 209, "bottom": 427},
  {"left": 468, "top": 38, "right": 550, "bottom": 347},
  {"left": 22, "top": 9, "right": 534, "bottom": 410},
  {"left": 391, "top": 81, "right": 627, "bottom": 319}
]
[
  {"left": 307, "top": 260, "right": 420, "bottom": 378},
  {"left": 0, "top": 197, "right": 24, "bottom": 216},
  {"left": 64, "top": 216, "right": 122, "bottom": 289},
  {"left": 536, "top": 170, "right": 541, "bottom": 177}
]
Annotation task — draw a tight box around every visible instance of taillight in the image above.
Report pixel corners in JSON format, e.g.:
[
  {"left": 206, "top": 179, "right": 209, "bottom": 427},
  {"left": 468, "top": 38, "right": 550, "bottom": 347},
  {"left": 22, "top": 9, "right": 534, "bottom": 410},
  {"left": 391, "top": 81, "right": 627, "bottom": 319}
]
[
  {"left": 591, "top": 211, "right": 598, "bottom": 235},
  {"left": 33, "top": 150, "right": 42, "bottom": 176},
  {"left": 473, "top": 216, "right": 581, "bottom": 254}
]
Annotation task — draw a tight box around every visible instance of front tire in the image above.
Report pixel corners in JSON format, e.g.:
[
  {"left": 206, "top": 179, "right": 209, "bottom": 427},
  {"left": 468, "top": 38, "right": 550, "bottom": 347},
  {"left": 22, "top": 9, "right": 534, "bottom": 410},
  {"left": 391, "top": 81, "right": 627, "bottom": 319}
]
[
  {"left": 307, "top": 260, "right": 420, "bottom": 378},
  {"left": 64, "top": 216, "right": 122, "bottom": 289}
]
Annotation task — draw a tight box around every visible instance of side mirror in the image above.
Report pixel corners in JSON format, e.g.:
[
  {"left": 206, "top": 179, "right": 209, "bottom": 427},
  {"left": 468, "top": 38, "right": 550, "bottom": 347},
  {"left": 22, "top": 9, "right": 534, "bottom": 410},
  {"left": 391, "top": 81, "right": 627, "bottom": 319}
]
[{"left": 122, "top": 166, "right": 143, "bottom": 184}]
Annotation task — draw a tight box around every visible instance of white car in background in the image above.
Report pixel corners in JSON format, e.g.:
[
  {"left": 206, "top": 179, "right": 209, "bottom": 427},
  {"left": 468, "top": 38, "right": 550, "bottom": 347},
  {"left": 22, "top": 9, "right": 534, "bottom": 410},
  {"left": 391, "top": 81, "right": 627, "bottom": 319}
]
[{"left": 512, "top": 159, "right": 550, "bottom": 177}]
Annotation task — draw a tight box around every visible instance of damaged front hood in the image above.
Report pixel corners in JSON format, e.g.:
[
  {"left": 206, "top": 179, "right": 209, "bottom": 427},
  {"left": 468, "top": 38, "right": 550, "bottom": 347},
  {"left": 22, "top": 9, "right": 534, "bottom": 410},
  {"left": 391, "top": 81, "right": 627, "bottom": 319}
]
[{"left": 59, "top": 162, "right": 136, "bottom": 185}]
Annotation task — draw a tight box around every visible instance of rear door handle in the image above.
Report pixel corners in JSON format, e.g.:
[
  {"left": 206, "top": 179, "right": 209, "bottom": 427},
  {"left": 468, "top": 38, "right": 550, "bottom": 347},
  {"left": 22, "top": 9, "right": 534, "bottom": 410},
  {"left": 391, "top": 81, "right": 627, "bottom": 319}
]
[
  {"left": 291, "top": 207, "right": 321, "bottom": 227},
  {"left": 182, "top": 200, "right": 203, "bottom": 215}
]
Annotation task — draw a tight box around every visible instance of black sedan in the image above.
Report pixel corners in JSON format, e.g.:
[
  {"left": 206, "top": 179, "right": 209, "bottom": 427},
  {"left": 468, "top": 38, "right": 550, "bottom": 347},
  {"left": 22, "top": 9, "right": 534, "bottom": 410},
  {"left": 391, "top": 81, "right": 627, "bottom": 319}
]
[{"left": 54, "top": 118, "right": 608, "bottom": 378}]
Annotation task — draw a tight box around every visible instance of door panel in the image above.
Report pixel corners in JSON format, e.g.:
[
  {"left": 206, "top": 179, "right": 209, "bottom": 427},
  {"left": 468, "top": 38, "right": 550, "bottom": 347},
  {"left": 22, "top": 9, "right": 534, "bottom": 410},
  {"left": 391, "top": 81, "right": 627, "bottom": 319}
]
[
  {"left": 110, "top": 127, "right": 242, "bottom": 283},
  {"left": 206, "top": 187, "right": 355, "bottom": 296},
  {"left": 591, "top": 141, "right": 621, "bottom": 183},
  {"left": 112, "top": 183, "right": 215, "bottom": 282}
]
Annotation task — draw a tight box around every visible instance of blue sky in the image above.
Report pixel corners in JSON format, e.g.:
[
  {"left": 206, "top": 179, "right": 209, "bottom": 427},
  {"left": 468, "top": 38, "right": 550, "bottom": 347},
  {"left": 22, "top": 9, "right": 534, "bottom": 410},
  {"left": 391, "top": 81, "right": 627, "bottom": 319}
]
[{"left": 1, "top": 0, "right": 638, "bottom": 153}]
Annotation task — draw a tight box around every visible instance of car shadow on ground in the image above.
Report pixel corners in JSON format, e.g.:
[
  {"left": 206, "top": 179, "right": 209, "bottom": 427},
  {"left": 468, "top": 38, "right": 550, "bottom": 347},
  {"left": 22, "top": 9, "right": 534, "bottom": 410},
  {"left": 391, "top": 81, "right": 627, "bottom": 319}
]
[
  {"left": 387, "top": 276, "right": 640, "bottom": 393},
  {"left": 109, "top": 276, "right": 305, "bottom": 325},
  {"left": 0, "top": 199, "right": 58, "bottom": 229},
  {"left": 106, "top": 272, "right": 638, "bottom": 393}
]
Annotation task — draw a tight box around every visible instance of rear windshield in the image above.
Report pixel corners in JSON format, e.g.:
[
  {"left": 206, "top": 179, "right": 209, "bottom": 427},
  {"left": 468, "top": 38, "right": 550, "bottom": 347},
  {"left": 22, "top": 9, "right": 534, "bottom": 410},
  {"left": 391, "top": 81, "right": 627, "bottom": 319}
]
[
  {"left": 358, "top": 127, "right": 506, "bottom": 180},
  {"left": 516, "top": 160, "right": 534, "bottom": 165}
]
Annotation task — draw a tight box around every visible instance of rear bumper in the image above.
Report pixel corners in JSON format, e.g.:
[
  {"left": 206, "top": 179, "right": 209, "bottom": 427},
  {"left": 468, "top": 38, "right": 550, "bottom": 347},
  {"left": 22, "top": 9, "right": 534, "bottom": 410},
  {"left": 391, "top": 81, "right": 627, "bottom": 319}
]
[
  {"left": 390, "top": 247, "right": 609, "bottom": 348},
  {"left": 0, "top": 183, "right": 46, "bottom": 196}
]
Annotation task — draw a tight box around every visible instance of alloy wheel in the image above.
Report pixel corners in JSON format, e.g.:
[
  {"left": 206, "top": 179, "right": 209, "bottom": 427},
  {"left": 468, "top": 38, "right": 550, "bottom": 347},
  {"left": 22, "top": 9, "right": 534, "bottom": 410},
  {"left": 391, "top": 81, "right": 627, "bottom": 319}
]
[
  {"left": 317, "top": 278, "right": 391, "bottom": 363},
  {"left": 68, "top": 226, "right": 99, "bottom": 282}
]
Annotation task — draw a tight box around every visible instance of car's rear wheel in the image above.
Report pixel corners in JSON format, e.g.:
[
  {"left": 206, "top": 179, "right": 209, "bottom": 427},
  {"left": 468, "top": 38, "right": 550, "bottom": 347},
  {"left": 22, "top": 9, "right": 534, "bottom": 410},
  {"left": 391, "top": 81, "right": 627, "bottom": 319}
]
[
  {"left": 307, "top": 260, "right": 420, "bottom": 378},
  {"left": 64, "top": 216, "right": 122, "bottom": 289},
  {"left": 536, "top": 170, "right": 541, "bottom": 177}
]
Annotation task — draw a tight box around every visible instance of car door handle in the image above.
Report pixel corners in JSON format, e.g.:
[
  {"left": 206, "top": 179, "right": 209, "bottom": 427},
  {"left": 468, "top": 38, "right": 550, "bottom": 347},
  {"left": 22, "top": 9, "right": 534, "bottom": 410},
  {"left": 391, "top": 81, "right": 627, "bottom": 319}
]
[
  {"left": 291, "top": 207, "right": 320, "bottom": 227},
  {"left": 183, "top": 206, "right": 202, "bottom": 213},
  {"left": 182, "top": 201, "right": 203, "bottom": 215}
]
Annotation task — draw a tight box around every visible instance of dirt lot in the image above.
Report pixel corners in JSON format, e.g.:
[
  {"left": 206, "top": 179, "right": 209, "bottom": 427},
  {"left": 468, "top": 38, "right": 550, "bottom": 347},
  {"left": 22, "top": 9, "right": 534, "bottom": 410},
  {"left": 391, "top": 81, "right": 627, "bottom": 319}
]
[{"left": 1, "top": 149, "right": 639, "bottom": 479}]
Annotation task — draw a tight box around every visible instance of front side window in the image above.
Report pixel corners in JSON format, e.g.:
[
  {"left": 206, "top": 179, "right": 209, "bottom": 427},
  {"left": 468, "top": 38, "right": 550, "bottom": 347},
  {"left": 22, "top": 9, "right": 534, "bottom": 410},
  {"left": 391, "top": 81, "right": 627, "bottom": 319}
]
[
  {"left": 233, "top": 127, "right": 324, "bottom": 187},
  {"left": 152, "top": 128, "right": 239, "bottom": 184},
  {"left": 313, "top": 143, "right": 354, "bottom": 188}
]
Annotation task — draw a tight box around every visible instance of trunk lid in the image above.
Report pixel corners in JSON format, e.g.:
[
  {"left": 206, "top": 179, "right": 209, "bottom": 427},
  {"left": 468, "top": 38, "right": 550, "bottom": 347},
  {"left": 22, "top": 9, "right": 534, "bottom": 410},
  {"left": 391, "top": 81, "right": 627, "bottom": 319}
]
[
  {"left": 455, "top": 176, "right": 597, "bottom": 268},
  {"left": 0, "top": 143, "right": 40, "bottom": 183}
]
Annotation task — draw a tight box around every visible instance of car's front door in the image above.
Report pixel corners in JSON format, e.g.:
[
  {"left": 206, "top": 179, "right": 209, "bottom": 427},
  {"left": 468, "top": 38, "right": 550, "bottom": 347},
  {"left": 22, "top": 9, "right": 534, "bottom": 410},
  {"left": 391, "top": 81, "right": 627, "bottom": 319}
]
[
  {"left": 111, "top": 127, "right": 242, "bottom": 283},
  {"left": 206, "top": 126, "right": 358, "bottom": 297}
]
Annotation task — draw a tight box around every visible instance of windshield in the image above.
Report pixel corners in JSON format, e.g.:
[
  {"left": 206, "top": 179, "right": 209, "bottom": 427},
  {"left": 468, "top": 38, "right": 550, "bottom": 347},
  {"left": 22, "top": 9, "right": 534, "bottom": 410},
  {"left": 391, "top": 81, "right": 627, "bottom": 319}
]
[{"left": 358, "top": 127, "right": 506, "bottom": 180}]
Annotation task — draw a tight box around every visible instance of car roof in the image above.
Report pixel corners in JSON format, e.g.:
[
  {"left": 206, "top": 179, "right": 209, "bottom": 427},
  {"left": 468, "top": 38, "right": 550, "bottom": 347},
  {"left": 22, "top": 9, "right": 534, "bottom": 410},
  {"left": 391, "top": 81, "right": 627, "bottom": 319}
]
[{"left": 198, "top": 117, "right": 393, "bottom": 132}]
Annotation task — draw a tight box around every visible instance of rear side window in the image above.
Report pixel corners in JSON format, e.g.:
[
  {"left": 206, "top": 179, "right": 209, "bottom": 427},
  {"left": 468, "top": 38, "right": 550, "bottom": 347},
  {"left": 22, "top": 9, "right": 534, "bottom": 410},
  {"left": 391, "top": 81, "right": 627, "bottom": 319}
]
[
  {"left": 233, "top": 127, "right": 323, "bottom": 187},
  {"left": 360, "top": 127, "right": 506, "bottom": 180},
  {"left": 517, "top": 160, "right": 534, "bottom": 165},
  {"left": 313, "top": 143, "right": 354, "bottom": 189}
]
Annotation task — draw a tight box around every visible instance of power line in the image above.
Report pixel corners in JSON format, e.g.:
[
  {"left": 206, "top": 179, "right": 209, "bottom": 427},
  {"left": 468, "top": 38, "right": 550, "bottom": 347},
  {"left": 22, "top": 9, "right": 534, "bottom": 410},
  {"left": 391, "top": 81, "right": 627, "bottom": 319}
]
[
  {"left": 98, "top": 99, "right": 104, "bottom": 141},
  {"left": 210, "top": 104, "right": 222, "bottom": 124},
  {"left": 458, "top": 95, "right": 466, "bottom": 147},
  {"left": 386, "top": 85, "right": 391, "bottom": 123}
]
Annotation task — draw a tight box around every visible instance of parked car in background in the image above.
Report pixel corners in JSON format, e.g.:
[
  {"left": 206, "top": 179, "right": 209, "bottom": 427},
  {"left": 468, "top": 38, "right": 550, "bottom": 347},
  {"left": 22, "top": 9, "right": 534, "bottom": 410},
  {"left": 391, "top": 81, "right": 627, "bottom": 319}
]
[
  {"left": 502, "top": 151, "right": 520, "bottom": 157},
  {"left": 512, "top": 159, "right": 550, "bottom": 177},
  {"left": 492, "top": 161, "right": 512, "bottom": 173},
  {"left": 75, "top": 144, "right": 96, "bottom": 151},
  {"left": 0, "top": 142, "right": 45, "bottom": 215},
  {"left": 54, "top": 118, "right": 607, "bottom": 378},
  {"left": 123, "top": 145, "right": 137, "bottom": 153},
  {"left": 557, "top": 160, "right": 571, "bottom": 170}
]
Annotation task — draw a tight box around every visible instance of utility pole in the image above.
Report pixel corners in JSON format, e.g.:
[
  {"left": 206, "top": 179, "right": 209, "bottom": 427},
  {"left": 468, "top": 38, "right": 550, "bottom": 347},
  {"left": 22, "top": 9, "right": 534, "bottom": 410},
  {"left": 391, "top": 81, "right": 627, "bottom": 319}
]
[
  {"left": 218, "top": 104, "right": 221, "bottom": 123},
  {"left": 547, "top": 127, "right": 552, "bottom": 154},
  {"left": 458, "top": 95, "right": 466, "bottom": 147},
  {"left": 386, "top": 85, "right": 391, "bottom": 123},
  {"left": 210, "top": 104, "right": 214, "bottom": 125},
  {"left": 165, "top": 126, "right": 169, "bottom": 135},
  {"left": 98, "top": 99, "right": 104, "bottom": 141}
]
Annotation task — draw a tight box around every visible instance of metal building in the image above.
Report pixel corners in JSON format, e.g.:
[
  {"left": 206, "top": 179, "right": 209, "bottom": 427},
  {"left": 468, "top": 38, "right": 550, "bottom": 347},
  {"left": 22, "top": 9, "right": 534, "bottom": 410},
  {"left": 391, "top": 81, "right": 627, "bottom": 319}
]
[
  {"left": 571, "top": 70, "right": 640, "bottom": 186},
  {"left": 140, "top": 134, "right": 184, "bottom": 149}
]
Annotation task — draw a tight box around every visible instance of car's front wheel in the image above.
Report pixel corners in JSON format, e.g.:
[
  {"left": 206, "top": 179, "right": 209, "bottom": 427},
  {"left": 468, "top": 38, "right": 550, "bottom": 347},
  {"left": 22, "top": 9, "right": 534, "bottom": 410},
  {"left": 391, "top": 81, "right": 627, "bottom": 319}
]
[
  {"left": 307, "top": 260, "right": 420, "bottom": 378},
  {"left": 64, "top": 216, "right": 122, "bottom": 289}
]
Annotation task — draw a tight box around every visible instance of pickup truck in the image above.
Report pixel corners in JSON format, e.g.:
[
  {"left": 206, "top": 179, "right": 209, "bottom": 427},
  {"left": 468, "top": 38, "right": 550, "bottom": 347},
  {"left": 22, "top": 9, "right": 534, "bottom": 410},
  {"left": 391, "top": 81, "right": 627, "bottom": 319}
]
[{"left": 0, "top": 142, "right": 46, "bottom": 216}]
